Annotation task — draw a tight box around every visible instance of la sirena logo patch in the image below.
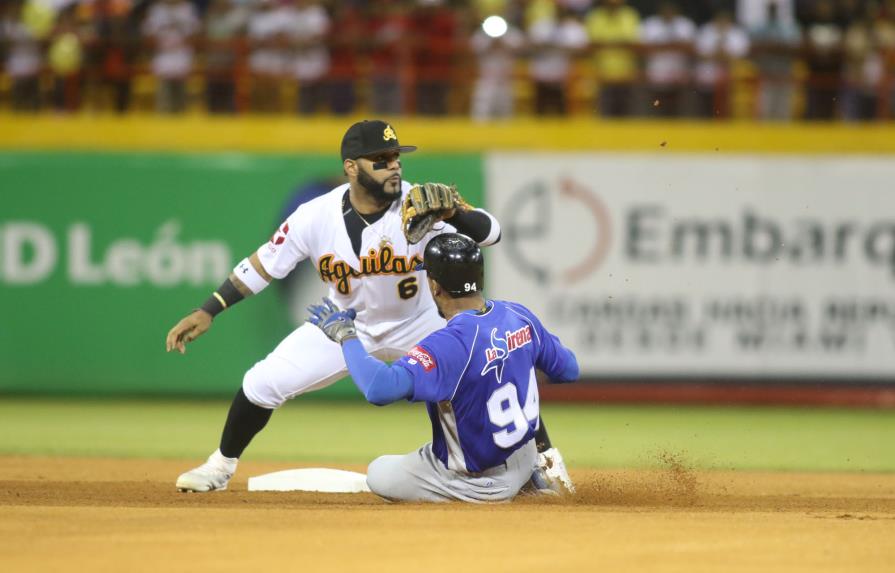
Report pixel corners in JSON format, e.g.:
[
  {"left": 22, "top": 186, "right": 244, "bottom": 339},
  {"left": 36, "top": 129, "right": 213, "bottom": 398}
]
[
  {"left": 482, "top": 325, "right": 532, "bottom": 382},
  {"left": 407, "top": 346, "right": 436, "bottom": 372}
]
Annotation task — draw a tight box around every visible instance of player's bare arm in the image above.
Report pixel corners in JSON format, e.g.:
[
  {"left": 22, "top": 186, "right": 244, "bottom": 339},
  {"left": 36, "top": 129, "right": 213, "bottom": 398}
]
[{"left": 165, "top": 253, "right": 273, "bottom": 355}]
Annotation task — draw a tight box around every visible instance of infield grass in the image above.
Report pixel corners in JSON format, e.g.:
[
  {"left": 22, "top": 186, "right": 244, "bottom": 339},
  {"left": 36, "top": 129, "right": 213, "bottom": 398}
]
[{"left": 1, "top": 397, "right": 893, "bottom": 472}]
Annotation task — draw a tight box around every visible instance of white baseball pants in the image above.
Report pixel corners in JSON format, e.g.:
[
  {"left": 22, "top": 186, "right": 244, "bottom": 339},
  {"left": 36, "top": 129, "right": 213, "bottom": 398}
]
[{"left": 242, "top": 310, "right": 446, "bottom": 409}]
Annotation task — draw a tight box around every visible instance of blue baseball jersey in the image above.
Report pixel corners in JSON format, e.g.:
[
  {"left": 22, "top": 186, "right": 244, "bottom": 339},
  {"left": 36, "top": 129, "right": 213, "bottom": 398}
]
[{"left": 395, "top": 300, "right": 576, "bottom": 474}]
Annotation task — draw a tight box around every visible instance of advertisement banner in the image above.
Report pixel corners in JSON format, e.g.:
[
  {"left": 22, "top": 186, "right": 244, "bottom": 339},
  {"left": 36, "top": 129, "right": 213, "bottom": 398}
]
[
  {"left": 1, "top": 151, "right": 483, "bottom": 396},
  {"left": 486, "top": 153, "right": 895, "bottom": 381}
]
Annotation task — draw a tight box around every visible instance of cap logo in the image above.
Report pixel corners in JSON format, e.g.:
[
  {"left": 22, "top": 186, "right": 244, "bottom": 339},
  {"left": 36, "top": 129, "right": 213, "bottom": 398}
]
[{"left": 383, "top": 125, "right": 397, "bottom": 142}]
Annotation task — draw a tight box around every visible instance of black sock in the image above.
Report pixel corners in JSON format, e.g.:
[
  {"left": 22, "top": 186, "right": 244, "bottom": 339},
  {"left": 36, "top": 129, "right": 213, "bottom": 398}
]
[
  {"left": 219, "top": 388, "right": 273, "bottom": 459},
  {"left": 535, "top": 419, "right": 553, "bottom": 453}
]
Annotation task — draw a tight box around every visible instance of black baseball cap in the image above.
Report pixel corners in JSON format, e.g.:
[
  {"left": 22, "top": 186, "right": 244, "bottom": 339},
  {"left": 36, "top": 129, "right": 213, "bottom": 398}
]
[{"left": 340, "top": 120, "right": 418, "bottom": 161}]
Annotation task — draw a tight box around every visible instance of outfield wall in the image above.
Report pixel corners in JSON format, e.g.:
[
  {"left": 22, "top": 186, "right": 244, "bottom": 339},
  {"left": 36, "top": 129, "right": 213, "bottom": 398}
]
[
  {"left": 2, "top": 118, "right": 895, "bottom": 404},
  {"left": 488, "top": 154, "right": 895, "bottom": 378}
]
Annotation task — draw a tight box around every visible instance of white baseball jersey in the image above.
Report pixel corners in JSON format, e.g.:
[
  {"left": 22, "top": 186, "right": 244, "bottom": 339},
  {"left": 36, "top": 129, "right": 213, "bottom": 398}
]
[
  {"left": 258, "top": 181, "right": 473, "bottom": 339},
  {"left": 242, "top": 181, "right": 499, "bottom": 409}
]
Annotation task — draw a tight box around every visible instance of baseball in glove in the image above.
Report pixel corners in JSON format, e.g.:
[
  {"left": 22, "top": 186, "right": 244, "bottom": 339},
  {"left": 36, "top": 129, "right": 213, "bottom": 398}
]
[{"left": 400, "top": 182, "right": 472, "bottom": 244}]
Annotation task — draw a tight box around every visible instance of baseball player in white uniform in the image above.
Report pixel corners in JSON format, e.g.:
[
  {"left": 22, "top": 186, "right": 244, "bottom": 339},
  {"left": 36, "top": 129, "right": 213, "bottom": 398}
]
[{"left": 165, "top": 120, "right": 574, "bottom": 495}]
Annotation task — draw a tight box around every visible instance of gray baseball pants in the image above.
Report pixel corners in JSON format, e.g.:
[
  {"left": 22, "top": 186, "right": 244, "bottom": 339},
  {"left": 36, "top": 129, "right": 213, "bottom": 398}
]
[{"left": 365, "top": 438, "right": 538, "bottom": 503}]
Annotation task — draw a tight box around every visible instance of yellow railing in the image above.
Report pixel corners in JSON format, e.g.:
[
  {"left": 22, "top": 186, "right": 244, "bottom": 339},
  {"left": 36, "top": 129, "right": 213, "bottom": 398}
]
[{"left": 2, "top": 116, "right": 895, "bottom": 153}]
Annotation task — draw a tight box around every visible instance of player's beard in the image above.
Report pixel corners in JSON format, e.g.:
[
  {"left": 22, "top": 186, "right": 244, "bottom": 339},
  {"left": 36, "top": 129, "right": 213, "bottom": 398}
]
[{"left": 358, "top": 167, "right": 401, "bottom": 205}]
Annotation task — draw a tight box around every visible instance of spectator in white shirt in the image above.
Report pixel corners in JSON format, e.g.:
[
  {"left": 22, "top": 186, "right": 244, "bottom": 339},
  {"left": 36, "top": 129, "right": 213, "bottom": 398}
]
[
  {"left": 693, "top": 9, "right": 750, "bottom": 118},
  {"left": 284, "top": 0, "right": 330, "bottom": 115},
  {"left": 142, "top": 0, "right": 200, "bottom": 113},
  {"left": 737, "top": 0, "right": 795, "bottom": 29},
  {"left": 470, "top": 15, "right": 525, "bottom": 121},
  {"left": 2, "top": 0, "right": 43, "bottom": 112},
  {"left": 640, "top": 1, "right": 695, "bottom": 117},
  {"left": 528, "top": 7, "right": 589, "bottom": 116},
  {"left": 247, "top": 0, "right": 290, "bottom": 113}
]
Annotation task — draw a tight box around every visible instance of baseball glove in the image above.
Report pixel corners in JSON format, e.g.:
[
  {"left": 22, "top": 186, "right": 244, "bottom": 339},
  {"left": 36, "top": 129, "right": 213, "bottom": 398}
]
[{"left": 400, "top": 183, "right": 472, "bottom": 244}]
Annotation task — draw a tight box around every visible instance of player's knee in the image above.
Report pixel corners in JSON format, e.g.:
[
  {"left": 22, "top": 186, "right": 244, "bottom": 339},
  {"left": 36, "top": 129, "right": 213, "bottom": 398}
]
[
  {"left": 366, "top": 456, "right": 398, "bottom": 499},
  {"left": 241, "top": 362, "right": 285, "bottom": 410}
]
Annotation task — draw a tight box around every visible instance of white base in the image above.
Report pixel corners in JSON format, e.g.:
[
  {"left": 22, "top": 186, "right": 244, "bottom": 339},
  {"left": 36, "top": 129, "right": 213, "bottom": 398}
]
[{"left": 247, "top": 468, "right": 371, "bottom": 493}]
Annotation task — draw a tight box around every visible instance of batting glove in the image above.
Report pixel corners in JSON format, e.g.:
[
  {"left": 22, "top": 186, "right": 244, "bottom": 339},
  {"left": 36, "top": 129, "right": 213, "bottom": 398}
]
[{"left": 307, "top": 297, "right": 358, "bottom": 344}]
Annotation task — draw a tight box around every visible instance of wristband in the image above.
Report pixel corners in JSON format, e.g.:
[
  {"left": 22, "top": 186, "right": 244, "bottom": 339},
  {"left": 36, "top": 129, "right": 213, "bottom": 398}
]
[
  {"left": 200, "top": 277, "right": 245, "bottom": 317},
  {"left": 234, "top": 257, "right": 269, "bottom": 294}
]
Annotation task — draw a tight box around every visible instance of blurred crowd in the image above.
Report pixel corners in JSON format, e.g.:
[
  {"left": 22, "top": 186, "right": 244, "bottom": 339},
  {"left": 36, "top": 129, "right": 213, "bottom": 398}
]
[{"left": 2, "top": 0, "right": 894, "bottom": 121}]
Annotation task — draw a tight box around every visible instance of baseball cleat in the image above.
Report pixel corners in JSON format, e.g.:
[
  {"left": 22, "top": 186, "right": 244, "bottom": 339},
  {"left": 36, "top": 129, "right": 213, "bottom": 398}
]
[
  {"left": 175, "top": 449, "right": 238, "bottom": 493},
  {"left": 525, "top": 467, "right": 561, "bottom": 497},
  {"left": 538, "top": 447, "right": 575, "bottom": 495}
]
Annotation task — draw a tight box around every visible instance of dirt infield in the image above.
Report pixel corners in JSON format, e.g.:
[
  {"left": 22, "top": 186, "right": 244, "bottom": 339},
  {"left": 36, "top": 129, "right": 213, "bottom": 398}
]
[{"left": 1, "top": 456, "right": 893, "bottom": 573}]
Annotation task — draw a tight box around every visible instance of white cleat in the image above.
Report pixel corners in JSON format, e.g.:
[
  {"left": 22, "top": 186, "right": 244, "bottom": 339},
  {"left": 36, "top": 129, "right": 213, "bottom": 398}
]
[
  {"left": 176, "top": 449, "right": 238, "bottom": 493},
  {"left": 538, "top": 447, "right": 575, "bottom": 495}
]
